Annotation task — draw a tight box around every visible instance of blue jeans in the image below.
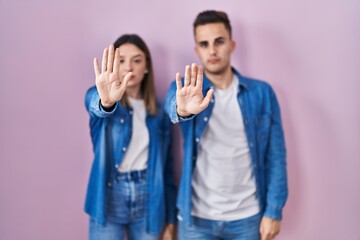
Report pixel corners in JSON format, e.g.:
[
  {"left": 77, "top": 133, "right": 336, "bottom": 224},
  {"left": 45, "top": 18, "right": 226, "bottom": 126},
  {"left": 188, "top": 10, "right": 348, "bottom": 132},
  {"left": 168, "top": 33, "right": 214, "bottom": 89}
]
[
  {"left": 178, "top": 212, "right": 261, "bottom": 240},
  {"left": 89, "top": 169, "right": 159, "bottom": 240}
]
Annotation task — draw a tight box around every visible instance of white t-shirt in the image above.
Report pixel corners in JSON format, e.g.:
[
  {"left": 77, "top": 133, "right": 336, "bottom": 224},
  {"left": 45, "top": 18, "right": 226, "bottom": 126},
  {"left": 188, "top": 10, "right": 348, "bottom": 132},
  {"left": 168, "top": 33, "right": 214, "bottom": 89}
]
[
  {"left": 191, "top": 75, "right": 260, "bottom": 221},
  {"left": 118, "top": 97, "right": 149, "bottom": 172}
]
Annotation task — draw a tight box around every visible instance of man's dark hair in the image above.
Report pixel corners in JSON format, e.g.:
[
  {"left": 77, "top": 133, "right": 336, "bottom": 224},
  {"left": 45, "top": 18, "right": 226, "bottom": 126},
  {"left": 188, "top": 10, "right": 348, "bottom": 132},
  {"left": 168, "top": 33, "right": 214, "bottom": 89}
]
[{"left": 193, "top": 10, "right": 232, "bottom": 38}]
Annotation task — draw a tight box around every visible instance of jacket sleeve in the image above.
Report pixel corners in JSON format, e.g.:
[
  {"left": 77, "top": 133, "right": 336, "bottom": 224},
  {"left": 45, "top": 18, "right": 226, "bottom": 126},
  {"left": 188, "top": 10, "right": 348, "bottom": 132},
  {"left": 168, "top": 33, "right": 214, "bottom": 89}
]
[
  {"left": 84, "top": 86, "right": 119, "bottom": 117},
  {"left": 164, "top": 81, "right": 196, "bottom": 124},
  {"left": 263, "top": 86, "right": 288, "bottom": 220},
  {"left": 162, "top": 111, "right": 177, "bottom": 224}
]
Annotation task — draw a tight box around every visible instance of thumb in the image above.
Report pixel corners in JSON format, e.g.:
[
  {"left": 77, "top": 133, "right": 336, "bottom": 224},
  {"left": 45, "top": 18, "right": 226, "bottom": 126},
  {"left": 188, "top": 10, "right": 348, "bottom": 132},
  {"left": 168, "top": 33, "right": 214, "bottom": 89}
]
[
  {"left": 123, "top": 72, "right": 133, "bottom": 84},
  {"left": 199, "top": 88, "right": 214, "bottom": 109},
  {"left": 118, "top": 72, "right": 132, "bottom": 94}
]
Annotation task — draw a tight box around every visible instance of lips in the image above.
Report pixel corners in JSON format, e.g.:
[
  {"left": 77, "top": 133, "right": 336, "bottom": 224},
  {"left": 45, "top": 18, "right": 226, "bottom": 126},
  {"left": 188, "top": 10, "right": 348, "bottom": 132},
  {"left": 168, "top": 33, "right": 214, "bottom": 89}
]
[
  {"left": 122, "top": 74, "right": 135, "bottom": 80},
  {"left": 208, "top": 58, "right": 220, "bottom": 64}
]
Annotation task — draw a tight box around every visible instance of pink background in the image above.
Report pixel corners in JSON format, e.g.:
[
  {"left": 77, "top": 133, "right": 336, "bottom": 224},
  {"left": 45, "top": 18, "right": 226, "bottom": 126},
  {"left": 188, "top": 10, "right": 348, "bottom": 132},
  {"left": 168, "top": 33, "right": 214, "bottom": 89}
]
[{"left": 0, "top": 0, "right": 359, "bottom": 239}]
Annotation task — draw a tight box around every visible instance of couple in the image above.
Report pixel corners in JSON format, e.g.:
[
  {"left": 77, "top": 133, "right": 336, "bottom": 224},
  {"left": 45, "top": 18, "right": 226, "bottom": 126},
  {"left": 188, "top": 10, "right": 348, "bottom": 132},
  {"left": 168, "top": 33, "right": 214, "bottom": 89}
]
[{"left": 84, "top": 10, "right": 288, "bottom": 240}]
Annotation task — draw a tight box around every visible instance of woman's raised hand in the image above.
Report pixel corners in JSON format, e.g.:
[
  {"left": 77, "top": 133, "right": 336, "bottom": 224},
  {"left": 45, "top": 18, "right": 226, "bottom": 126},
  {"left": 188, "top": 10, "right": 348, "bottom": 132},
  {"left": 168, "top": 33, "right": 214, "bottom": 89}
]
[{"left": 93, "top": 45, "right": 133, "bottom": 107}]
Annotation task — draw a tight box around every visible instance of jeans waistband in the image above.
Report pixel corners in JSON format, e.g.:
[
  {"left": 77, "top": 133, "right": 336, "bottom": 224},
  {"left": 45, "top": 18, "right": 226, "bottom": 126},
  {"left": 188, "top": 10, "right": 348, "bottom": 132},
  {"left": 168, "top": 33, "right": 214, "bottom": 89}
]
[{"left": 117, "top": 169, "right": 147, "bottom": 181}]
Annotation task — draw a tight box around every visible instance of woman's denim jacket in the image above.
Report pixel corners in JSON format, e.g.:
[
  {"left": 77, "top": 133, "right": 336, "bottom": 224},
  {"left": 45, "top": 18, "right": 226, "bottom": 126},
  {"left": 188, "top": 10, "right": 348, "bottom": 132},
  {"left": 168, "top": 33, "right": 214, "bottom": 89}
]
[
  {"left": 84, "top": 86, "right": 176, "bottom": 234},
  {"left": 165, "top": 68, "right": 288, "bottom": 225}
]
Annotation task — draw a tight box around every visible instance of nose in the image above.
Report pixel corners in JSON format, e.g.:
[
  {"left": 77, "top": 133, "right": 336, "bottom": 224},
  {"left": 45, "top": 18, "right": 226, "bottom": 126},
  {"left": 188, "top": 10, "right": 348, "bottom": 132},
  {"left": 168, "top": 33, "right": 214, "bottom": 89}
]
[
  {"left": 209, "top": 44, "right": 216, "bottom": 56},
  {"left": 124, "top": 61, "right": 133, "bottom": 72}
]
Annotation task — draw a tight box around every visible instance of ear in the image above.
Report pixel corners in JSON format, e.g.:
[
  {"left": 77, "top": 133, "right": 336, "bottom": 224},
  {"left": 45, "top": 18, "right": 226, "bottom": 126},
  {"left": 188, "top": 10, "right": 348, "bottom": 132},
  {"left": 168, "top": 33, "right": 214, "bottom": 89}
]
[
  {"left": 194, "top": 45, "right": 200, "bottom": 57},
  {"left": 231, "top": 40, "right": 236, "bottom": 53}
]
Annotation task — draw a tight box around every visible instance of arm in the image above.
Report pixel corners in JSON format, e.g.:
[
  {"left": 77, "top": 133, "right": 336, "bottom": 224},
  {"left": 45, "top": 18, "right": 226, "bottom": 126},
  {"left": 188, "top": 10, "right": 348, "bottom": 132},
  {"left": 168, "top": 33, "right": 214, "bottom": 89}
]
[
  {"left": 160, "top": 113, "right": 177, "bottom": 240},
  {"left": 263, "top": 87, "right": 288, "bottom": 220},
  {"left": 260, "top": 87, "right": 288, "bottom": 240},
  {"left": 84, "top": 86, "right": 120, "bottom": 118},
  {"left": 163, "top": 115, "right": 177, "bottom": 224},
  {"left": 164, "top": 64, "right": 213, "bottom": 123}
]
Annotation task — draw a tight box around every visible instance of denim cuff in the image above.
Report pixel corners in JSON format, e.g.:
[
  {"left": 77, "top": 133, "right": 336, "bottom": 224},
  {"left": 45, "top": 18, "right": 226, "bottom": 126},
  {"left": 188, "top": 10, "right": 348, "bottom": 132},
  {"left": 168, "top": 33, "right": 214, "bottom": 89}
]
[{"left": 263, "top": 204, "right": 283, "bottom": 220}]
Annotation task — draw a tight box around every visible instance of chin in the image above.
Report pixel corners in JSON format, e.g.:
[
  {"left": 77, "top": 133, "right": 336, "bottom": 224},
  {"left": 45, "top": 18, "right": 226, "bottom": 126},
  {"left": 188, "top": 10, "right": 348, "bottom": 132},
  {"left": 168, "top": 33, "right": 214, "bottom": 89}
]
[{"left": 204, "top": 65, "right": 227, "bottom": 75}]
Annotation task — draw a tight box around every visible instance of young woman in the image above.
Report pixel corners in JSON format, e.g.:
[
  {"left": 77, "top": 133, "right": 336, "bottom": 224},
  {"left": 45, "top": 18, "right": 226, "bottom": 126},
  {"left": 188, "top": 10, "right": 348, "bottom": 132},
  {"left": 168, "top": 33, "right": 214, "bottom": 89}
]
[{"left": 84, "top": 34, "right": 176, "bottom": 240}]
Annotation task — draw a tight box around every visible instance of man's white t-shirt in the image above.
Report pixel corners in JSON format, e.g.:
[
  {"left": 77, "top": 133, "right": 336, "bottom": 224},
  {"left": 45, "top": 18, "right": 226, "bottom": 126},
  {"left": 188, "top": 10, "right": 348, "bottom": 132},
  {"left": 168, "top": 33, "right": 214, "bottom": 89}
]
[{"left": 191, "top": 75, "right": 260, "bottom": 221}]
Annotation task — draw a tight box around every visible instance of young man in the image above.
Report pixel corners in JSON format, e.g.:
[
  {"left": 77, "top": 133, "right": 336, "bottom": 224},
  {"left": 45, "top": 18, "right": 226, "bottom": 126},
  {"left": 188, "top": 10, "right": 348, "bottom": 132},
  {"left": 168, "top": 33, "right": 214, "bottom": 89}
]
[{"left": 165, "top": 10, "right": 288, "bottom": 240}]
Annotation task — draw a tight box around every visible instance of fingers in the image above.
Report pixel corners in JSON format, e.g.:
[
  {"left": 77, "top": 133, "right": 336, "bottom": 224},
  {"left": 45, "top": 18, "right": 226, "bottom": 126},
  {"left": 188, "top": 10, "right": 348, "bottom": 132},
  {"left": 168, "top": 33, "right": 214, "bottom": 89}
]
[
  {"left": 184, "top": 65, "right": 191, "bottom": 86},
  {"left": 117, "top": 72, "right": 132, "bottom": 98},
  {"left": 175, "top": 72, "right": 182, "bottom": 90},
  {"left": 122, "top": 72, "right": 133, "bottom": 86},
  {"left": 101, "top": 48, "right": 108, "bottom": 73},
  {"left": 107, "top": 44, "right": 115, "bottom": 72},
  {"left": 93, "top": 58, "right": 100, "bottom": 77},
  {"left": 190, "top": 63, "right": 197, "bottom": 86},
  {"left": 260, "top": 226, "right": 278, "bottom": 240},
  {"left": 195, "top": 65, "right": 203, "bottom": 89},
  {"left": 113, "top": 48, "right": 120, "bottom": 75}
]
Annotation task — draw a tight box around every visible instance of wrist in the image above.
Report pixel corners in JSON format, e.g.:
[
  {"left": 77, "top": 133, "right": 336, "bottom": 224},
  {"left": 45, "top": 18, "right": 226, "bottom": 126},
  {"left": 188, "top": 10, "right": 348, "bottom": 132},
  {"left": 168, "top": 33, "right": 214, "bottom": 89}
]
[
  {"left": 176, "top": 107, "right": 190, "bottom": 117},
  {"left": 101, "top": 100, "right": 115, "bottom": 108}
]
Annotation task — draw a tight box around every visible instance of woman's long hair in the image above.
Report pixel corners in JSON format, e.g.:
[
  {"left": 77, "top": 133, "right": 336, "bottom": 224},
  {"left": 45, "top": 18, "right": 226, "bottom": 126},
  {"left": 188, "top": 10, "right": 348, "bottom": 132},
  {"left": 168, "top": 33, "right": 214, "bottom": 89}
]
[{"left": 114, "top": 34, "right": 157, "bottom": 115}]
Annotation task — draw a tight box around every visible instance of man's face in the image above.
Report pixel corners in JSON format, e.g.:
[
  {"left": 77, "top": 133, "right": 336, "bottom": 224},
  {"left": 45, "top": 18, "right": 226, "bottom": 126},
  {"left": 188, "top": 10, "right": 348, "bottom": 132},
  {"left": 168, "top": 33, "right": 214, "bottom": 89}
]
[{"left": 194, "top": 23, "right": 235, "bottom": 75}]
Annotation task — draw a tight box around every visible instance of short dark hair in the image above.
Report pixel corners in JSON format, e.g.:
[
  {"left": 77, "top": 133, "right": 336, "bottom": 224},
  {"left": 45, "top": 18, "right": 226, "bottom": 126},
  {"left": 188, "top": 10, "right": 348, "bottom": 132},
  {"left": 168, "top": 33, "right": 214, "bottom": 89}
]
[{"left": 193, "top": 10, "right": 232, "bottom": 38}]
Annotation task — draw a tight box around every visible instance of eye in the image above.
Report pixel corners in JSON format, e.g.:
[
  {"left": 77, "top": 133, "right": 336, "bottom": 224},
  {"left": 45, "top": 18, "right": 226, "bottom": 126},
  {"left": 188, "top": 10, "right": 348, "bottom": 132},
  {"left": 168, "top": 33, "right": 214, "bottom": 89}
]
[
  {"left": 134, "top": 59, "right": 142, "bottom": 64},
  {"left": 215, "top": 39, "right": 224, "bottom": 46},
  {"left": 199, "top": 42, "right": 208, "bottom": 48},
  {"left": 119, "top": 59, "right": 125, "bottom": 64}
]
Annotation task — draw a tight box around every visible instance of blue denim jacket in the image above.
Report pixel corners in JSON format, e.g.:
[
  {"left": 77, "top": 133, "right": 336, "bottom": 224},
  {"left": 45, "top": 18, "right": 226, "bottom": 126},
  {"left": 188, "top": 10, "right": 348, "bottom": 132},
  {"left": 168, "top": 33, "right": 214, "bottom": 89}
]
[
  {"left": 165, "top": 68, "right": 288, "bottom": 224},
  {"left": 84, "top": 86, "right": 176, "bottom": 234}
]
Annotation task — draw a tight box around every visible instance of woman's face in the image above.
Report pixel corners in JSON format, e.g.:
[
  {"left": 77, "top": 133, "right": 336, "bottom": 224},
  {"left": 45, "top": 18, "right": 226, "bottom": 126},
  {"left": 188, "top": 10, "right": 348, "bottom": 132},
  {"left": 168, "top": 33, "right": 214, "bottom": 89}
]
[{"left": 118, "top": 43, "right": 148, "bottom": 90}]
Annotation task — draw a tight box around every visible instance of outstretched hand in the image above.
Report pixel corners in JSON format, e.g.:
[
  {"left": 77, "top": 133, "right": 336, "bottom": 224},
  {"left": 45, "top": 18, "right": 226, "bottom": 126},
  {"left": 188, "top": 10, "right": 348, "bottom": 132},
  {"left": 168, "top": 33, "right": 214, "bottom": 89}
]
[
  {"left": 93, "top": 44, "right": 133, "bottom": 108},
  {"left": 176, "top": 63, "right": 214, "bottom": 117}
]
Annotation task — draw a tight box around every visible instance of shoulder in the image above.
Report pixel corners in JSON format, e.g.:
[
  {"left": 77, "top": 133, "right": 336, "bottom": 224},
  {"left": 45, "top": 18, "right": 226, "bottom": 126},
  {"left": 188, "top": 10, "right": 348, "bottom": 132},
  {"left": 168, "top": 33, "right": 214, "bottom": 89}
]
[{"left": 240, "top": 76, "right": 276, "bottom": 97}]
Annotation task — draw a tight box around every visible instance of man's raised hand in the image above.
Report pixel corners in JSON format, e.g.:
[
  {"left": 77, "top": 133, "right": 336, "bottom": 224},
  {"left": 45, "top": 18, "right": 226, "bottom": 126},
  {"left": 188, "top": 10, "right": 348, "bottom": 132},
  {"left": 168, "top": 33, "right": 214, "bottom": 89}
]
[{"left": 176, "top": 63, "right": 214, "bottom": 117}]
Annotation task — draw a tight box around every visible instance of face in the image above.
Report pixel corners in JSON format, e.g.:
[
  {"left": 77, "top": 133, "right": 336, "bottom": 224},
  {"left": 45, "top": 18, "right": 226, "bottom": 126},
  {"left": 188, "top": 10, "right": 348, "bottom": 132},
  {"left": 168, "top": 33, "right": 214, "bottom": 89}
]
[
  {"left": 118, "top": 43, "right": 148, "bottom": 90},
  {"left": 194, "top": 23, "right": 235, "bottom": 75}
]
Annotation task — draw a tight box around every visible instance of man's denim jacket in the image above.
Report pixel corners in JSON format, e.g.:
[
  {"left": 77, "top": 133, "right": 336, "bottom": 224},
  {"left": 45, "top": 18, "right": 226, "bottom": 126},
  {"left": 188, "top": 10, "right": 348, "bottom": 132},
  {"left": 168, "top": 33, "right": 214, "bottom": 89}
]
[
  {"left": 165, "top": 68, "right": 288, "bottom": 224},
  {"left": 84, "top": 86, "right": 176, "bottom": 234}
]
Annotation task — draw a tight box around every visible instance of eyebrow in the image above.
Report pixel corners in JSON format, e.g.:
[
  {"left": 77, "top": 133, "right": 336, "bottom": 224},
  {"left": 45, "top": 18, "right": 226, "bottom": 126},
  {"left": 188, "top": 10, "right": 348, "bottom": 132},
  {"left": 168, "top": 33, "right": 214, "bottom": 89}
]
[
  {"left": 198, "top": 40, "right": 208, "bottom": 45},
  {"left": 214, "top": 36, "right": 225, "bottom": 41},
  {"left": 197, "top": 36, "right": 226, "bottom": 45},
  {"left": 119, "top": 54, "right": 144, "bottom": 58}
]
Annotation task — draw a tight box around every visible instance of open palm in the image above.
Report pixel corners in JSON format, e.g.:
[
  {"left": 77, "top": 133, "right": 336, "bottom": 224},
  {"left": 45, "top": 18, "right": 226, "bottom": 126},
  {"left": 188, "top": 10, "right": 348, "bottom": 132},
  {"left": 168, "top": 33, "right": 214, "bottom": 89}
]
[
  {"left": 176, "top": 63, "right": 214, "bottom": 117},
  {"left": 93, "top": 44, "right": 133, "bottom": 107}
]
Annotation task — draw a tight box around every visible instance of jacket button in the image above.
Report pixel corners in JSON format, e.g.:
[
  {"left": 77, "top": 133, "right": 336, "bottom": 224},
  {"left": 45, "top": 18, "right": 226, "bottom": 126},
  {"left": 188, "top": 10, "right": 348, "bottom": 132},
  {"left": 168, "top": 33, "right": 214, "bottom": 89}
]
[
  {"left": 122, "top": 147, "right": 127, "bottom": 152},
  {"left": 107, "top": 182, "right": 112, "bottom": 187},
  {"left": 195, "top": 138, "right": 200, "bottom": 142},
  {"left": 115, "top": 164, "right": 119, "bottom": 168},
  {"left": 203, "top": 117, "right": 208, "bottom": 122},
  {"left": 120, "top": 119, "right": 124, "bottom": 124}
]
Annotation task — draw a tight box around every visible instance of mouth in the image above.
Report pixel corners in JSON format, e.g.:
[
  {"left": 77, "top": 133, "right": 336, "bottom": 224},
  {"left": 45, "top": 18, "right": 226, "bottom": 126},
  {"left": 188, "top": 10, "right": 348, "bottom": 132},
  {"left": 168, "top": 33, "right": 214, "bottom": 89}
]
[
  {"left": 122, "top": 74, "right": 136, "bottom": 81},
  {"left": 208, "top": 58, "right": 220, "bottom": 64}
]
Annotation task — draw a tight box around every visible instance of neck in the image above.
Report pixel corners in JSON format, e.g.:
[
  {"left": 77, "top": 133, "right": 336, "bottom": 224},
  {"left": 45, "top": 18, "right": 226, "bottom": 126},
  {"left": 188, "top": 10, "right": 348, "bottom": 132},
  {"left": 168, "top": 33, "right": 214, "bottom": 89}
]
[
  {"left": 126, "top": 85, "right": 142, "bottom": 99},
  {"left": 205, "top": 65, "right": 233, "bottom": 90}
]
